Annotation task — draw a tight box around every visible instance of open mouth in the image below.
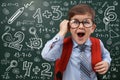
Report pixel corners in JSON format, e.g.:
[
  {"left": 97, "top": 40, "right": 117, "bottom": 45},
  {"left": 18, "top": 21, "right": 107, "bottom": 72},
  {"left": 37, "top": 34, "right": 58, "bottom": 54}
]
[{"left": 77, "top": 32, "right": 85, "bottom": 38}]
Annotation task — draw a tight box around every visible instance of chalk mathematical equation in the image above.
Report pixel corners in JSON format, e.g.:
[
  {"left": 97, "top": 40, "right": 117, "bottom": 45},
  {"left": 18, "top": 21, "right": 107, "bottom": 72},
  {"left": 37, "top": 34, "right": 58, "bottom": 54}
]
[{"left": 0, "top": 0, "right": 120, "bottom": 80}]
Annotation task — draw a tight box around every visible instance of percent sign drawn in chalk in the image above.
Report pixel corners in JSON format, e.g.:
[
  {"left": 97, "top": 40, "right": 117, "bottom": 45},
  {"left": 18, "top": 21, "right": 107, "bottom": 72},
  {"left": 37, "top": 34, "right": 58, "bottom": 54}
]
[{"left": 8, "top": 1, "right": 34, "bottom": 24}]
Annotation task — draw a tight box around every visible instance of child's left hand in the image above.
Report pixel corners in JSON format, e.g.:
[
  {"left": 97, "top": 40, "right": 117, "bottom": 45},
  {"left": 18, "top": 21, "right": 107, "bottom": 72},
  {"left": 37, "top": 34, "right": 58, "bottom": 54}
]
[{"left": 94, "top": 61, "right": 109, "bottom": 74}]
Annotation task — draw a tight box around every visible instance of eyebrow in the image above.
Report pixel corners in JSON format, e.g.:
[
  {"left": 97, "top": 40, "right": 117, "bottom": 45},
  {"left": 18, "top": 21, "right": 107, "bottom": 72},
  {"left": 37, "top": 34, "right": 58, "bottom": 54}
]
[{"left": 70, "top": 18, "right": 92, "bottom": 21}]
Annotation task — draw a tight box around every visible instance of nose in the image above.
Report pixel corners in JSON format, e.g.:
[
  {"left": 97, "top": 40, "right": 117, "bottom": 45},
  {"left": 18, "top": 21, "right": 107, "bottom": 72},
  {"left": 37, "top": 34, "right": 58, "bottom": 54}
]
[{"left": 78, "top": 22, "right": 84, "bottom": 28}]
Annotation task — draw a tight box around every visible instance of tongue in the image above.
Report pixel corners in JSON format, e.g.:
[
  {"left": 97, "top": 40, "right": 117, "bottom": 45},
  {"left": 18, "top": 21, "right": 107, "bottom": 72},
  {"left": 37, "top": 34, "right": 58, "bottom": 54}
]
[
  {"left": 79, "top": 34, "right": 83, "bottom": 37},
  {"left": 78, "top": 33, "right": 84, "bottom": 37}
]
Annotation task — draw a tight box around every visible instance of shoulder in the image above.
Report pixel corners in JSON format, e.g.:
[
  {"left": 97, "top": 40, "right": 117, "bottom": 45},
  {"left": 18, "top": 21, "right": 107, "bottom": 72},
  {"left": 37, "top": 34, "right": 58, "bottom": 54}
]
[
  {"left": 90, "top": 37, "right": 101, "bottom": 47},
  {"left": 90, "top": 37, "right": 104, "bottom": 47},
  {"left": 90, "top": 37, "right": 100, "bottom": 41}
]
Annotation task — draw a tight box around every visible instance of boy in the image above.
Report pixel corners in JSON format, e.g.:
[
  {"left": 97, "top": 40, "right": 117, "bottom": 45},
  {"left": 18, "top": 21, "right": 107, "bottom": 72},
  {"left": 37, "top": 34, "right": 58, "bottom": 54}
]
[{"left": 41, "top": 4, "right": 111, "bottom": 80}]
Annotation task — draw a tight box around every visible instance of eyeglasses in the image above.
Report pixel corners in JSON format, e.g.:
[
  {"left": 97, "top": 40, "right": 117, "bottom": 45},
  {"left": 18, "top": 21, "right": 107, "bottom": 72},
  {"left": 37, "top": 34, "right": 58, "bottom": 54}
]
[{"left": 69, "top": 18, "right": 94, "bottom": 28}]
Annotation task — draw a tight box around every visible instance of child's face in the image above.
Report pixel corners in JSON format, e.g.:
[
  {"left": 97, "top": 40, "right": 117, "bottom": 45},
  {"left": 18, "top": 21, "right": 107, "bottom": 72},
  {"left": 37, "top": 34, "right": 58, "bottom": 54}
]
[{"left": 69, "top": 14, "right": 96, "bottom": 45}]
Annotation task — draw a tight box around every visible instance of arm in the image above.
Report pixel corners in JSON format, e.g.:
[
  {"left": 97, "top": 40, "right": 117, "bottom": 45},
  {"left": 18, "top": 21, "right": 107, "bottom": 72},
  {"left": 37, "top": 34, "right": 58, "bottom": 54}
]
[
  {"left": 41, "top": 20, "right": 69, "bottom": 61},
  {"left": 41, "top": 34, "right": 64, "bottom": 61},
  {"left": 94, "top": 40, "right": 112, "bottom": 74}
]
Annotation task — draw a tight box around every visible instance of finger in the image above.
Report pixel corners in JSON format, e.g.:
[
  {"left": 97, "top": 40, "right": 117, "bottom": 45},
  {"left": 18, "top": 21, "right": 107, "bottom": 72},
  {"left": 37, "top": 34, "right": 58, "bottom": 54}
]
[
  {"left": 95, "top": 61, "right": 103, "bottom": 67},
  {"left": 94, "top": 65, "right": 104, "bottom": 70},
  {"left": 96, "top": 66, "right": 108, "bottom": 74},
  {"left": 96, "top": 67, "right": 106, "bottom": 72},
  {"left": 97, "top": 69, "right": 107, "bottom": 74}
]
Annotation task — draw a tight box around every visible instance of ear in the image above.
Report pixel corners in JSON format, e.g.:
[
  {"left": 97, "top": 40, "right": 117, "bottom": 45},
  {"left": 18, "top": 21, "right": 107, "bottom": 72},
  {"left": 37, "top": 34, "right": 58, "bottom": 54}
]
[{"left": 91, "top": 24, "right": 96, "bottom": 33}]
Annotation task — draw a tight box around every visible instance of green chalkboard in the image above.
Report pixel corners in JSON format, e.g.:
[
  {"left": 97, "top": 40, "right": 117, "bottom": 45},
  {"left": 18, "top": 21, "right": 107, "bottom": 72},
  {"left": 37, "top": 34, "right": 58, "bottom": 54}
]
[{"left": 0, "top": 0, "right": 120, "bottom": 80}]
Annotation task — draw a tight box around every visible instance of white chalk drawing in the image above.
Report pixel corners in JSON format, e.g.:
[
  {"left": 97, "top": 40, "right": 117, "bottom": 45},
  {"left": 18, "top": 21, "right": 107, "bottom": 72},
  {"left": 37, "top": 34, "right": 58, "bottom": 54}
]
[
  {"left": 33, "top": 8, "right": 43, "bottom": 23},
  {"left": 44, "top": 34, "right": 51, "bottom": 39},
  {"left": 1, "top": 52, "right": 10, "bottom": 65},
  {"left": 1, "top": 72, "right": 10, "bottom": 79},
  {"left": 2, "top": 26, "right": 25, "bottom": 51},
  {"left": 110, "top": 42, "right": 120, "bottom": 61},
  {"left": 26, "top": 27, "right": 43, "bottom": 49},
  {"left": 12, "top": 68, "right": 20, "bottom": 75},
  {"left": 2, "top": 26, "right": 15, "bottom": 43},
  {"left": 23, "top": 61, "right": 33, "bottom": 77},
  {"left": 14, "top": 52, "right": 32, "bottom": 58},
  {"left": 16, "top": 20, "right": 35, "bottom": 26},
  {"left": 98, "top": 1, "right": 107, "bottom": 14},
  {"left": 111, "top": 67, "right": 118, "bottom": 72},
  {"left": 4, "top": 52, "right": 10, "bottom": 59},
  {"left": 29, "top": 27, "right": 38, "bottom": 38},
  {"left": 8, "top": 31, "right": 25, "bottom": 51},
  {"left": 106, "top": 29, "right": 119, "bottom": 45},
  {"left": 8, "top": 1, "right": 34, "bottom": 24},
  {"left": 34, "top": 56, "right": 41, "bottom": 62},
  {"left": 8, "top": 7, "right": 25, "bottom": 24},
  {"left": 1, "top": 16, "right": 8, "bottom": 24},
  {"left": 2, "top": 8, "right": 10, "bottom": 15},
  {"left": 41, "top": 63, "right": 53, "bottom": 77},
  {"left": 70, "top": 1, "right": 77, "bottom": 5},
  {"left": 1, "top": 59, "right": 9, "bottom": 65},
  {"left": 43, "top": 10, "right": 52, "bottom": 18},
  {"left": 104, "top": 6, "right": 117, "bottom": 22},
  {"left": 103, "top": 6, "right": 117, "bottom": 31},
  {"left": 95, "top": 15, "right": 102, "bottom": 24},
  {"left": 26, "top": 38, "right": 42, "bottom": 49},
  {"left": 109, "top": 30, "right": 119, "bottom": 38},
  {"left": 0, "top": 0, "right": 120, "bottom": 80},
  {"left": 28, "top": 5, "right": 35, "bottom": 11},
  {"left": 24, "top": 1, "right": 34, "bottom": 8},
  {"left": 43, "top": 1, "right": 49, "bottom": 7},
  {"left": 6, "top": 60, "right": 18, "bottom": 72},
  {"left": 103, "top": 74, "right": 111, "bottom": 79},
  {"left": 51, "top": 6, "right": 62, "bottom": 20},
  {"left": 79, "top": 0, "right": 92, "bottom": 4},
  {"left": 1, "top": 3, "right": 19, "bottom": 7},
  {"left": 113, "top": 1, "right": 118, "bottom": 6},
  {"left": 63, "top": 1, "right": 69, "bottom": 7},
  {"left": 32, "top": 66, "right": 40, "bottom": 75},
  {"left": 39, "top": 27, "right": 58, "bottom": 33}
]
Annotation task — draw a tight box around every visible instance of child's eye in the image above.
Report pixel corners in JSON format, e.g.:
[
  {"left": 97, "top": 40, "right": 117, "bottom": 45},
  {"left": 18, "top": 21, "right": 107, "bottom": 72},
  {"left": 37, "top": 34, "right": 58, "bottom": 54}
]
[
  {"left": 73, "top": 20, "right": 80, "bottom": 24},
  {"left": 83, "top": 21, "right": 90, "bottom": 24}
]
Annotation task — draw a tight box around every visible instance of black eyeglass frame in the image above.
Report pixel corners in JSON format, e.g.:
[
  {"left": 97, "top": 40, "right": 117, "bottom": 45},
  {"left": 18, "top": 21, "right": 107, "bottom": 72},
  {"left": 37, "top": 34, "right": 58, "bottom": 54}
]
[{"left": 69, "top": 18, "right": 95, "bottom": 29}]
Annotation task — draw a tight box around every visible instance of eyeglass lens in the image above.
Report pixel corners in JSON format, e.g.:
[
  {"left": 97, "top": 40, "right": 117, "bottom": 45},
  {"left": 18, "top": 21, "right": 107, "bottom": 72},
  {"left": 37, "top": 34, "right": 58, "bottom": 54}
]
[{"left": 69, "top": 18, "right": 93, "bottom": 28}]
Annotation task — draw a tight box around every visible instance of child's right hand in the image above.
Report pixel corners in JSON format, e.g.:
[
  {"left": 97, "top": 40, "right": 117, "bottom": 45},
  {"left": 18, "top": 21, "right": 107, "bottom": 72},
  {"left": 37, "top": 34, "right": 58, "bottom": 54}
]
[{"left": 58, "top": 19, "right": 69, "bottom": 37}]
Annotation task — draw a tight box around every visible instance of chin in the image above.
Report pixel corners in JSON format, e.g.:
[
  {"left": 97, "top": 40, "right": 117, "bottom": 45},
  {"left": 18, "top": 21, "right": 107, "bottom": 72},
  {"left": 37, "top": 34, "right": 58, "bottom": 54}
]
[
  {"left": 75, "top": 38, "right": 86, "bottom": 45},
  {"left": 77, "top": 41, "right": 85, "bottom": 45}
]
